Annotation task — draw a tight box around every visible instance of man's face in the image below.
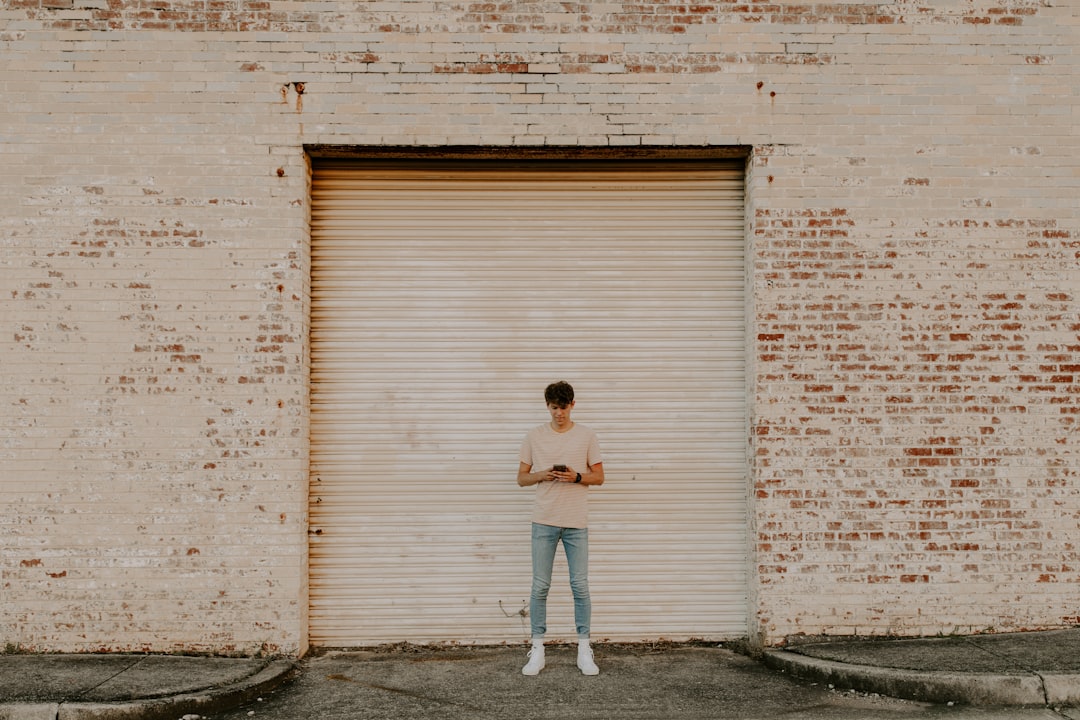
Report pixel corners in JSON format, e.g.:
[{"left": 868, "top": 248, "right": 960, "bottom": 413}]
[{"left": 547, "top": 401, "right": 574, "bottom": 429}]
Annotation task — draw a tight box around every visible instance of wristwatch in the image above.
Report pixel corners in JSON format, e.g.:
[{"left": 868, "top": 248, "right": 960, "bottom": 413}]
[{"left": 575, "top": 473, "right": 582, "bottom": 483}]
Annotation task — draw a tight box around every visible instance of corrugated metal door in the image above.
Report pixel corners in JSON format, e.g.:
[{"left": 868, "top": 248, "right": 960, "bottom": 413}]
[{"left": 309, "top": 158, "right": 747, "bottom": 646}]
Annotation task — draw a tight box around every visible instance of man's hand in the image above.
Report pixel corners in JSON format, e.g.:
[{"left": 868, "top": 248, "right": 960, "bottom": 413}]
[{"left": 552, "top": 466, "right": 576, "bottom": 483}]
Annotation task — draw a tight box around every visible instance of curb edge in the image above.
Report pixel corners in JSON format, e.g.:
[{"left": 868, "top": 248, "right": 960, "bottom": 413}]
[
  {"left": 53, "top": 659, "right": 297, "bottom": 720},
  {"left": 761, "top": 649, "right": 1047, "bottom": 707}
]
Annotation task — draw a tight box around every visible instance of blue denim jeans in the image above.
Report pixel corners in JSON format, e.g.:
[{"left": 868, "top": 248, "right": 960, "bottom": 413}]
[{"left": 530, "top": 522, "right": 590, "bottom": 640}]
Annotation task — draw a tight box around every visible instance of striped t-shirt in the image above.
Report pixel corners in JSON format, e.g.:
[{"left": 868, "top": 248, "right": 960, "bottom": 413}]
[{"left": 519, "top": 422, "right": 603, "bottom": 529}]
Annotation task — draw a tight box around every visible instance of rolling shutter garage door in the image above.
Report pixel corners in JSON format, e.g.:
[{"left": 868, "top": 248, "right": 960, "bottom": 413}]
[{"left": 309, "top": 158, "right": 747, "bottom": 646}]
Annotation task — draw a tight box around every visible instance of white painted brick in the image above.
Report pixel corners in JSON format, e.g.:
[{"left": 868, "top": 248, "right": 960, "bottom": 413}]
[{"left": 2, "top": 0, "right": 1078, "bottom": 655}]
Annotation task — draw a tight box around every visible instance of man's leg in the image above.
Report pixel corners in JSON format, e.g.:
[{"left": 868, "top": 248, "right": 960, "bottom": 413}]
[
  {"left": 529, "top": 523, "right": 560, "bottom": 639},
  {"left": 562, "top": 527, "right": 599, "bottom": 675},
  {"left": 524, "top": 523, "right": 559, "bottom": 676},
  {"left": 562, "top": 527, "right": 591, "bottom": 639}
]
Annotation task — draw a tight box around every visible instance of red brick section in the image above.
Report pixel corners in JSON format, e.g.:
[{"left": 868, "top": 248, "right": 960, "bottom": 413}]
[
  {"left": 4, "top": 0, "right": 1038, "bottom": 33},
  {"left": 752, "top": 202, "right": 1079, "bottom": 634}
]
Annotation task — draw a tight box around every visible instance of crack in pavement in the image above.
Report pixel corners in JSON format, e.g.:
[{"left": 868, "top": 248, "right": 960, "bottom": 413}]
[
  {"left": 325, "top": 673, "right": 484, "bottom": 712},
  {"left": 958, "top": 636, "right": 1049, "bottom": 706}
]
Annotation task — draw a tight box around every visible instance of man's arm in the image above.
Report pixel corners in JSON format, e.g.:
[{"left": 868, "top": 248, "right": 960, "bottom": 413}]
[
  {"left": 518, "top": 461, "right": 547, "bottom": 487},
  {"left": 580, "top": 462, "right": 604, "bottom": 486}
]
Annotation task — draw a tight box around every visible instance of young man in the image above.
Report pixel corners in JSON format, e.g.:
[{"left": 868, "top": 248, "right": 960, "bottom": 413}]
[{"left": 517, "top": 381, "right": 605, "bottom": 676}]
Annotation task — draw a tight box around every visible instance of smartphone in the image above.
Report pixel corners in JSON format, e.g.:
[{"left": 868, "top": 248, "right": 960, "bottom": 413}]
[{"left": 553, "top": 464, "right": 567, "bottom": 472}]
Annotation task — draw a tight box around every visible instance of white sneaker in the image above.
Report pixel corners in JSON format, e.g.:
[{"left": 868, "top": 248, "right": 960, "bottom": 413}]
[
  {"left": 522, "top": 647, "right": 545, "bottom": 676},
  {"left": 577, "top": 643, "right": 599, "bottom": 676}
]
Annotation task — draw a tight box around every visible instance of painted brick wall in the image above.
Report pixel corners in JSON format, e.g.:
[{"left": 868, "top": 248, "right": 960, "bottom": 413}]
[{"left": 2, "top": 1, "right": 1078, "bottom": 653}]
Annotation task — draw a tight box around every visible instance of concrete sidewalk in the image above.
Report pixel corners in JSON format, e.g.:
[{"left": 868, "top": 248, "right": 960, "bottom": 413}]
[
  {"left": 763, "top": 628, "right": 1080, "bottom": 707},
  {"left": 1, "top": 629, "right": 1078, "bottom": 720},
  {"left": 0, "top": 654, "right": 296, "bottom": 720}
]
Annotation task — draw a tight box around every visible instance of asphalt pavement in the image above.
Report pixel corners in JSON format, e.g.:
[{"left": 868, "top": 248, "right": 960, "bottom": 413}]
[{"left": 2, "top": 630, "right": 1080, "bottom": 720}]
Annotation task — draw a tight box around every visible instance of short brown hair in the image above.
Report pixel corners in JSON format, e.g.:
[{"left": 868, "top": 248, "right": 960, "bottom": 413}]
[{"left": 544, "top": 381, "right": 574, "bottom": 407}]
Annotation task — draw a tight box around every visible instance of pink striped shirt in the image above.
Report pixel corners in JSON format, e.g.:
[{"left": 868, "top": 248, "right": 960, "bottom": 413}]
[{"left": 519, "top": 423, "right": 603, "bottom": 529}]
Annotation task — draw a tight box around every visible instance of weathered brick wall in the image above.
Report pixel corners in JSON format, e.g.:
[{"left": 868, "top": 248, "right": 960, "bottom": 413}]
[{"left": 2, "top": 1, "right": 1077, "bottom": 652}]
